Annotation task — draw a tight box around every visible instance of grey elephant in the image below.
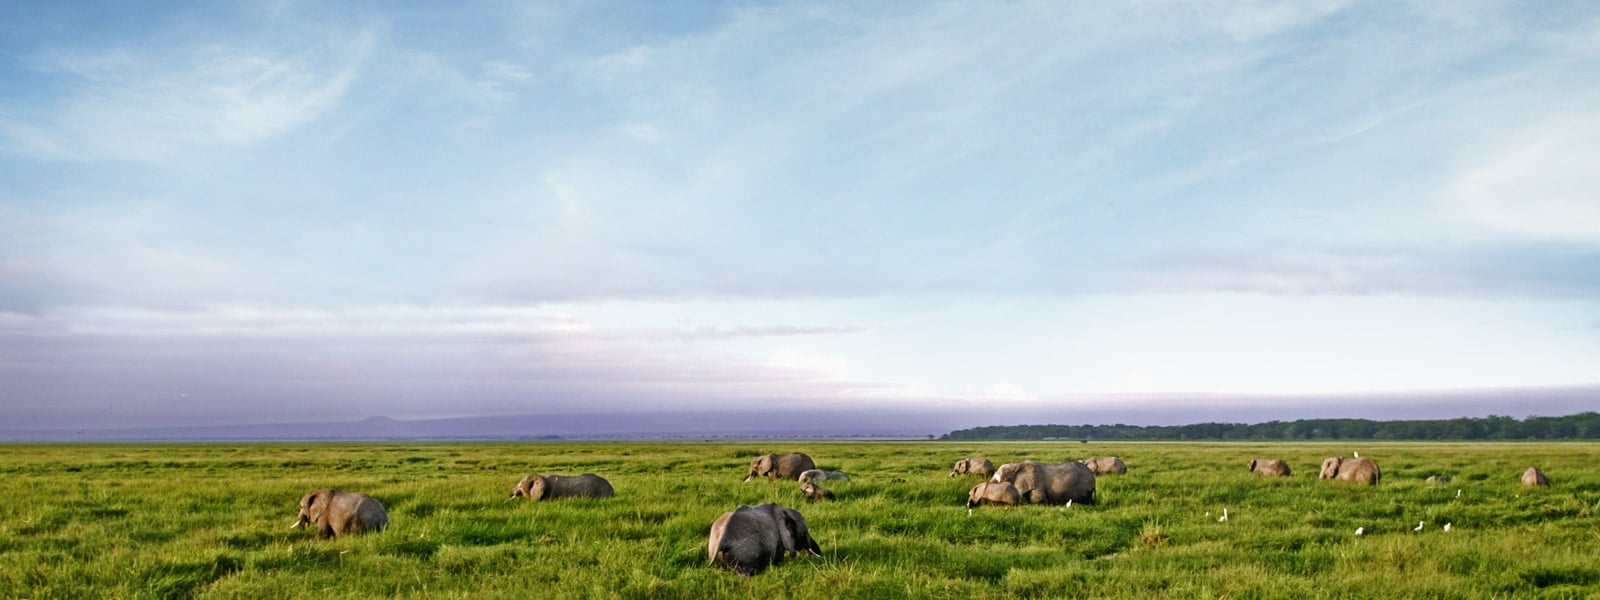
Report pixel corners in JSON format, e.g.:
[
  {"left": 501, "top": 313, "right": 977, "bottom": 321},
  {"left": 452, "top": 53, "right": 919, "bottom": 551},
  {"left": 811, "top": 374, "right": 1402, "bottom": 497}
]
[
  {"left": 967, "top": 481, "right": 1021, "bottom": 509},
  {"left": 1319, "top": 457, "right": 1380, "bottom": 485},
  {"left": 1521, "top": 467, "right": 1549, "bottom": 486},
  {"left": 949, "top": 457, "right": 995, "bottom": 478},
  {"left": 707, "top": 503, "right": 822, "bottom": 576},
  {"left": 1080, "top": 456, "right": 1127, "bottom": 475},
  {"left": 291, "top": 489, "right": 388, "bottom": 538},
  {"left": 798, "top": 469, "right": 849, "bottom": 484},
  {"left": 509, "top": 473, "right": 614, "bottom": 501},
  {"left": 745, "top": 453, "right": 816, "bottom": 482},
  {"left": 991, "top": 461, "right": 1095, "bottom": 505},
  {"left": 801, "top": 481, "right": 835, "bottom": 502},
  {"left": 1249, "top": 458, "right": 1291, "bottom": 477}
]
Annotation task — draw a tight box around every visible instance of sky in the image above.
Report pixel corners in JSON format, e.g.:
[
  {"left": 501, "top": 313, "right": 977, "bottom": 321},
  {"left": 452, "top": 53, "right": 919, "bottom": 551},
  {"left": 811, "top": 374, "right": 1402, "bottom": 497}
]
[{"left": 2, "top": 1, "right": 1597, "bottom": 431}]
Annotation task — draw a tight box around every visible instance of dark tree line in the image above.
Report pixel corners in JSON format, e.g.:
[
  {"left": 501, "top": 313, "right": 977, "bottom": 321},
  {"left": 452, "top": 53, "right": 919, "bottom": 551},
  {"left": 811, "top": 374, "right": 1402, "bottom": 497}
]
[{"left": 941, "top": 412, "right": 1600, "bottom": 441}]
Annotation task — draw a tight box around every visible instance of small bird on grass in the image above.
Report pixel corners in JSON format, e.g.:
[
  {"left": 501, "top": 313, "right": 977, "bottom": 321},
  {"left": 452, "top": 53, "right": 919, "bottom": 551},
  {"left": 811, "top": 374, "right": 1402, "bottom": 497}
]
[
  {"left": 1218, "top": 508, "right": 1228, "bottom": 522},
  {"left": 1414, "top": 521, "right": 1425, "bottom": 532},
  {"left": 1443, "top": 522, "right": 1452, "bottom": 532},
  {"left": 1354, "top": 527, "right": 1364, "bottom": 536}
]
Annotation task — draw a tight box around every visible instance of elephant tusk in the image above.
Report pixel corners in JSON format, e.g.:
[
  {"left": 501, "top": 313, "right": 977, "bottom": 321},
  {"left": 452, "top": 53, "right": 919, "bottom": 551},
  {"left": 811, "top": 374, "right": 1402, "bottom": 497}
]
[{"left": 290, "top": 519, "right": 302, "bottom": 529}]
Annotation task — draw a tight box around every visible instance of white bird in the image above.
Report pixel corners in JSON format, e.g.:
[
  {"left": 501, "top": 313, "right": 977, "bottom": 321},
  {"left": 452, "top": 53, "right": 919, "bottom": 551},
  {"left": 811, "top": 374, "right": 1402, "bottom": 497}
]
[
  {"left": 1354, "top": 527, "right": 1364, "bottom": 536},
  {"left": 1456, "top": 489, "right": 1462, "bottom": 498},
  {"left": 1218, "top": 508, "right": 1229, "bottom": 522},
  {"left": 1353, "top": 451, "right": 1359, "bottom": 458},
  {"left": 1065, "top": 499, "right": 1073, "bottom": 508},
  {"left": 1443, "top": 522, "right": 1452, "bottom": 532},
  {"left": 1414, "top": 521, "right": 1424, "bottom": 532}
]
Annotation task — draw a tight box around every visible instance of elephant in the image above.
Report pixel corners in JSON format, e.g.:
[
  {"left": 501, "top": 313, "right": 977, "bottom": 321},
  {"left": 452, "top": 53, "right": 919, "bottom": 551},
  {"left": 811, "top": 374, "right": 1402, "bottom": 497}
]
[
  {"left": 1522, "top": 467, "right": 1549, "bottom": 487},
  {"left": 1080, "top": 456, "right": 1127, "bottom": 475},
  {"left": 967, "top": 481, "right": 1021, "bottom": 509},
  {"left": 745, "top": 453, "right": 816, "bottom": 482},
  {"left": 291, "top": 489, "right": 387, "bottom": 538},
  {"left": 707, "top": 503, "right": 822, "bottom": 576},
  {"left": 797, "top": 469, "right": 849, "bottom": 484},
  {"left": 1249, "top": 458, "right": 1291, "bottom": 477},
  {"left": 509, "top": 473, "right": 614, "bottom": 501},
  {"left": 801, "top": 481, "right": 835, "bottom": 503},
  {"left": 991, "top": 461, "right": 1095, "bottom": 505},
  {"left": 1319, "top": 457, "right": 1380, "bottom": 485},
  {"left": 949, "top": 457, "right": 995, "bottom": 478}
]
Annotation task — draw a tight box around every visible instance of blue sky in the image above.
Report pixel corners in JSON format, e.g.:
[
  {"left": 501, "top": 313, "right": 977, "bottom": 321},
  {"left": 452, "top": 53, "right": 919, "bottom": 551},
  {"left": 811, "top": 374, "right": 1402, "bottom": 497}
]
[{"left": 2, "top": 1, "right": 1597, "bottom": 430}]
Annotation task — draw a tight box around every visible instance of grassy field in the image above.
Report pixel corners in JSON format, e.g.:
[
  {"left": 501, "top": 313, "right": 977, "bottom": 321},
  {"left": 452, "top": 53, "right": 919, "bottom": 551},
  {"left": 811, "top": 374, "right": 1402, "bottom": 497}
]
[{"left": 1, "top": 441, "right": 1596, "bottom": 599}]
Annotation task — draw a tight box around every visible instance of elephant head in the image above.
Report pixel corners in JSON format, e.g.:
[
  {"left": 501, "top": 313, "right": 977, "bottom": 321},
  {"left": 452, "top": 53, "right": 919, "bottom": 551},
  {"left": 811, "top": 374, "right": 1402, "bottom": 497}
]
[
  {"left": 510, "top": 474, "right": 547, "bottom": 500},
  {"left": 991, "top": 462, "right": 1021, "bottom": 482},
  {"left": 293, "top": 489, "right": 335, "bottom": 530},
  {"left": 745, "top": 455, "right": 777, "bottom": 482},
  {"left": 1319, "top": 457, "right": 1342, "bottom": 479}
]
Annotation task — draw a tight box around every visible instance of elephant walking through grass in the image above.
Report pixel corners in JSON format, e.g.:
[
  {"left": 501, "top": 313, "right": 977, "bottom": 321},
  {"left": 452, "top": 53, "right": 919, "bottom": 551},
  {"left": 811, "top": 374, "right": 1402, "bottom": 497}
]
[
  {"left": 707, "top": 503, "right": 822, "bottom": 576},
  {"left": 992, "top": 461, "right": 1095, "bottom": 505},
  {"left": 510, "top": 473, "right": 615, "bottom": 501},
  {"left": 745, "top": 453, "right": 816, "bottom": 482},
  {"left": 1319, "top": 457, "right": 1380, "bottom": 485},
  {"left": 292, "top": 489, "right": 388, "bottom": 538},
  {"left": 1249, "top": 458, "right": 1291, "bottom": 477}
]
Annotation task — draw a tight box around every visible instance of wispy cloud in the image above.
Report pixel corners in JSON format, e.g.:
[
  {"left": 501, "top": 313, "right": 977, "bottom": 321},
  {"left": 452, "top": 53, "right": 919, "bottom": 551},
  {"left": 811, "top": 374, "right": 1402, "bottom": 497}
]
[{"left": 1, "top": 30, "right": 372, "bottom": 161}]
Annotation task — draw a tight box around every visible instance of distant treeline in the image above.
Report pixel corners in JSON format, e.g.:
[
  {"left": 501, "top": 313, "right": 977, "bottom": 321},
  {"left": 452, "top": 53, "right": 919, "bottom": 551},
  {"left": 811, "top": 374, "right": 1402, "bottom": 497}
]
[{"left": 942, "top": 412, "right": 1600, "bottom": 441}]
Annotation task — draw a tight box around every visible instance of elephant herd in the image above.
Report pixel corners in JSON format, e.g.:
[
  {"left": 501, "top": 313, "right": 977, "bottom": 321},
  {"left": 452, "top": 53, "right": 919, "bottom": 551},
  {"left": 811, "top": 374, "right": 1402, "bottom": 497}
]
[{"left": 287, "top": 450, "right": 1557, "bottom": 577}]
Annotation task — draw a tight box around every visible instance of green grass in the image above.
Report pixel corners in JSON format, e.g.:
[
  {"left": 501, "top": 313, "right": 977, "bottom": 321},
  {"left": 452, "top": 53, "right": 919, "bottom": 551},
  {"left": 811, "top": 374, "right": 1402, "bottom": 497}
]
[{"left": 1, "top": 442, "right": 1597, "bottom": 598}]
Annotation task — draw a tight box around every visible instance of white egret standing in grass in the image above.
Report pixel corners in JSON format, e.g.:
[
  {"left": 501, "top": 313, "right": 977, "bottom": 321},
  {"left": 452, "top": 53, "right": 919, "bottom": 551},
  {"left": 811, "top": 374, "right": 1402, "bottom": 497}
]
[
  {"left": 1414, "top": 521, "right": 1425, "bottom": 532},
  {"left": 1218, "top": 508, "right": 1228, "bottom": 522},
  {"left": 1444, "top": 522, "right": 1452, "bottom": 532},
  {"left": 1355, "top": 527, "right": 1364, "bottom": 536}
]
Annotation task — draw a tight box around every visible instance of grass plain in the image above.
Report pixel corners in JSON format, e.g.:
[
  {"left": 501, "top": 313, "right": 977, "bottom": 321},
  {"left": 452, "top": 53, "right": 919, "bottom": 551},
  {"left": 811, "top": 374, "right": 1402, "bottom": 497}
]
[{"left": 1, "top": 441, "right": 1597, "bottom": 599}]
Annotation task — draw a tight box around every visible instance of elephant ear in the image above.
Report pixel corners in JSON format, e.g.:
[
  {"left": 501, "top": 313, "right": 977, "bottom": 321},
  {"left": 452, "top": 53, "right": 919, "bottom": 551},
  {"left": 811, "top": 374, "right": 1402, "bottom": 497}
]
[
  {"left": 304, "top": 490, "right": 330, "bottom": 521},
  {"left": 783, "top": 508, "right": 821, "bottom": 556}
]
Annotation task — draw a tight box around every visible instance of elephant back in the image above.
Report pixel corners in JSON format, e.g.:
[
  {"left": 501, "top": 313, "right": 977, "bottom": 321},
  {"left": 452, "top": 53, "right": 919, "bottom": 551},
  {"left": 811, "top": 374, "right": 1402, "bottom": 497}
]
[
  {"left": 776, "top": 453, "right": 816, "bottom": 479},
  {"left": 332, "top": 492, "right": 388, "bottom": 535},
  {"left": 1339, "top": 458, "right": 1380, "bottom": 484},
  {"left": 551, "top": 473, "right": 615, "bottom": 498}
]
